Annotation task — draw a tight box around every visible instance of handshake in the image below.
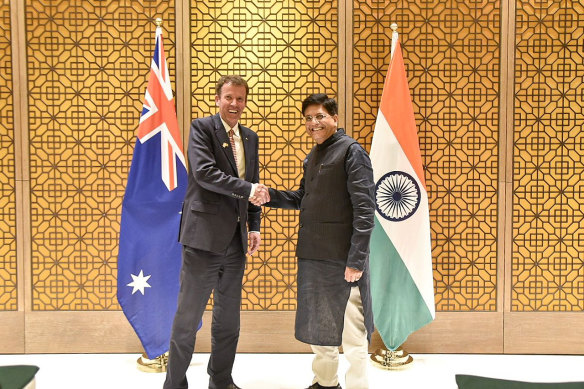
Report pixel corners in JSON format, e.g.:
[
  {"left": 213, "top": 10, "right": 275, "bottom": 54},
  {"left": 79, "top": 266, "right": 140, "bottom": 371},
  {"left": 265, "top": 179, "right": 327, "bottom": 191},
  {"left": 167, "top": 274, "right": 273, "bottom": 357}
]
[{"left": 250, "top": 183, "right": 270, "bottom": 206}]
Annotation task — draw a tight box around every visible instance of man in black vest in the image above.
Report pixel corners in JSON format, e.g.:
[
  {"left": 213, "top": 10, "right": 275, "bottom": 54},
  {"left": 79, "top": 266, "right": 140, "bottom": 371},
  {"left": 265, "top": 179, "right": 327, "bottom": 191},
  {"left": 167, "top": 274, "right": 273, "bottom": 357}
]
[{"left": 259, "top": 94, "right": 375, "bottom": 389}]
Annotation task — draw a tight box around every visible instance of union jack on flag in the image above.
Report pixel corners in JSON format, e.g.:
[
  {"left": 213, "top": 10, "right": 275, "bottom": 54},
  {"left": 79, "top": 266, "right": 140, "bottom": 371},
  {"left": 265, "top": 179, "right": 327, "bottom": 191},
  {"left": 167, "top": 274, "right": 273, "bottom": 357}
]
[
  {"left": 117, "top": 24, "right": 188, "bottom": 359},
  {"left": 137, "top": 26, "right": 185, "bottom": 191}
]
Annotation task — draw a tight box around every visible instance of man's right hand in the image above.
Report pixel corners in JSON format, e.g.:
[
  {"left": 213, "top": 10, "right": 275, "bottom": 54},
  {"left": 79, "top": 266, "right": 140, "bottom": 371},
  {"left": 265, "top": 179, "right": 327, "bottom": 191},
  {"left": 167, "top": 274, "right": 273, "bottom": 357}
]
[{"left": 250, "top": 184, "right": 270, "bottom": 206}]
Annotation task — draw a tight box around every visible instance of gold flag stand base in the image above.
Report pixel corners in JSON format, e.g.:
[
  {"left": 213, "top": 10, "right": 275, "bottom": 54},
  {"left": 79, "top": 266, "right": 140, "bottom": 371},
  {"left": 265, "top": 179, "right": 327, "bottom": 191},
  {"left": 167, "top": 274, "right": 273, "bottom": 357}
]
[
  {"left": 370, "top": 346, "right": 413, "bottom": 370},
  {"left": 137, "top": 352, "right": 168, "bottom": 373}
]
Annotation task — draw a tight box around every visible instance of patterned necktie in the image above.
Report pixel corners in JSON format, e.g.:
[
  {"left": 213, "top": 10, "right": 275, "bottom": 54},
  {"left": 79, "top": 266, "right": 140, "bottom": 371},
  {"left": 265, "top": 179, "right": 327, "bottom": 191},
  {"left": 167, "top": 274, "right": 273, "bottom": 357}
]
[{"left": 228, "top": 129, "right": 239, "bottom": 171}]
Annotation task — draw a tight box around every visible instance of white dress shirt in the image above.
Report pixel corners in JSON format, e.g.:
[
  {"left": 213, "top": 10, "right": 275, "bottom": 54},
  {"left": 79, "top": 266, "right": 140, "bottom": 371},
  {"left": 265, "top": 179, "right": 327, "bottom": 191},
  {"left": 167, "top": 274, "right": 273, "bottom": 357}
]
[
  {"left": 219, "top": 117, "right": 258, "bottom": 199},
  {"left": 220, "top": 117, "right": 246, "bottom": 179}
]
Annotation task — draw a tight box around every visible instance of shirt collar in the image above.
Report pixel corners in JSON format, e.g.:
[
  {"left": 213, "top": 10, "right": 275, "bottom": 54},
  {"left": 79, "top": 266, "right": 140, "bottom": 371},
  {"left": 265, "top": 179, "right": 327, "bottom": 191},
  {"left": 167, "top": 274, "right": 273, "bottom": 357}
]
[
  {"left": 316, "top": 128, "right": 344, "bottom": 150},
  {"left": 220, "top": 116, "right": 240, "bottom": 137}
]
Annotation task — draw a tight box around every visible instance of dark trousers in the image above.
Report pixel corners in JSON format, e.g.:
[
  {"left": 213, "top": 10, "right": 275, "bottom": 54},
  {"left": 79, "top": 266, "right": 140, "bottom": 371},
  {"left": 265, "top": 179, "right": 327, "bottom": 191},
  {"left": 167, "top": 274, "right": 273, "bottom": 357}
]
[{"left": 163, "top": 230, "right": 245, "bottom": 389}]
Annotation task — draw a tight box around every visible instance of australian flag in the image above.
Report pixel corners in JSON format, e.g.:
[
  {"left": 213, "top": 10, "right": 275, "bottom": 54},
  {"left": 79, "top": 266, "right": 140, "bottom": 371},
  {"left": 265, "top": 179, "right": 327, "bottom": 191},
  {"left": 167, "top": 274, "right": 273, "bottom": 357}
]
[{"left": 117, "top": 24, "right": 187, "bottom": 359}]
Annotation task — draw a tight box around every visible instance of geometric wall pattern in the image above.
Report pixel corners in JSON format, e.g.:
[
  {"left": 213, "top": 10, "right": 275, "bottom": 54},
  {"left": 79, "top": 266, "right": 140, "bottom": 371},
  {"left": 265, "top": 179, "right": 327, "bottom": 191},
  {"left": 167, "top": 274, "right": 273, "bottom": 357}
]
[
  {"left": 12, "top": 0, "right": 582, "bottom": 317},
  {"left": 26, "top": 1, "right": 175, "bottom": 310},
  {"left": 353, "top": 1, "right": 500, "bottom": 311},
  {"left": 190, "top": 0, "right": 339, "bottom": 310},
  {"left": 512, "top": 1, "right": 584, "bottom": 311},
  {"left": 0, "top": 2, "right": 17, "bottom": 311}
]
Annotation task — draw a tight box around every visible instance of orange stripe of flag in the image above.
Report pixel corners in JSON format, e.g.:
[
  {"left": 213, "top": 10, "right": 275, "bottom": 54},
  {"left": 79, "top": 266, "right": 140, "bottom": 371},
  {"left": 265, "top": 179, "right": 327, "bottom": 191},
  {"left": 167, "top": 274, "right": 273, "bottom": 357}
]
[{"left": 379, "top": 41, "right": 426, "bottom": 189}]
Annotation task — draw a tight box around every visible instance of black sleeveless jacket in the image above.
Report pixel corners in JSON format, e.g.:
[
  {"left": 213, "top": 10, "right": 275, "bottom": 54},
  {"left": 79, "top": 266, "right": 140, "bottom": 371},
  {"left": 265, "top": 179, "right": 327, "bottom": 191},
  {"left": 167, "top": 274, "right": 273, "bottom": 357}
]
[
  {"left": 296, "top": 132, "right": 356, "bottom": 262},
  {"left": 267, "top": 129, "right": 375, "bottom": 270}
]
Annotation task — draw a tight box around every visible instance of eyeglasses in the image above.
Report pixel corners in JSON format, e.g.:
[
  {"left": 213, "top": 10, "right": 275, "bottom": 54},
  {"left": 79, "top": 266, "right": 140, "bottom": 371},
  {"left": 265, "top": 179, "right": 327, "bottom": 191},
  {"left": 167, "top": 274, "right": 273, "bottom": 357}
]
[{"left": 303, "top": 114, "right": 329, "bottom": 123}]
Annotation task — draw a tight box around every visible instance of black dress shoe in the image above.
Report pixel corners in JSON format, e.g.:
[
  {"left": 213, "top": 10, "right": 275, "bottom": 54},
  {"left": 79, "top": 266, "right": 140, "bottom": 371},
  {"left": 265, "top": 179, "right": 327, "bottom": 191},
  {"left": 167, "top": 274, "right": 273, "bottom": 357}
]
[
  {"left": 306, "top": 383, "right": 342, "bottom": 389},
  {"left": 225, "top": 384, "right": 241, "bottom": 389}
]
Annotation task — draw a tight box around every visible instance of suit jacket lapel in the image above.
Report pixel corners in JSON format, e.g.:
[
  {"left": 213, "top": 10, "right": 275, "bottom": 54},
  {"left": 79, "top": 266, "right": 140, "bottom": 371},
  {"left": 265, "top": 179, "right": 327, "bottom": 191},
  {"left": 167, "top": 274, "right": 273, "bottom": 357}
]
[
  {"left": 213, "top": 114, "right": 238, "bottom": 175},
  {"left": 240, "top": 125, "right": 254, "bottom": 182}
]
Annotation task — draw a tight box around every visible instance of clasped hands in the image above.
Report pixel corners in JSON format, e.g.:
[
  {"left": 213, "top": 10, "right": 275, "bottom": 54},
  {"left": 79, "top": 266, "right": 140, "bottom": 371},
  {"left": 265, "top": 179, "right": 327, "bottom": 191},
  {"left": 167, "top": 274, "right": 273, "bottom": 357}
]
[{"left": 250, "top": 183, "right": 270, "bottom": 206}]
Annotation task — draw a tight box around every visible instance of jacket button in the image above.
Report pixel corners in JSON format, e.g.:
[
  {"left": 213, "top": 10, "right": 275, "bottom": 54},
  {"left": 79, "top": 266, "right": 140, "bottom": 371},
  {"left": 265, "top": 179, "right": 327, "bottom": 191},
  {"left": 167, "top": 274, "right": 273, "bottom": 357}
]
[{"left": 299, "top": 223, "right": 303, "bottom": 228}]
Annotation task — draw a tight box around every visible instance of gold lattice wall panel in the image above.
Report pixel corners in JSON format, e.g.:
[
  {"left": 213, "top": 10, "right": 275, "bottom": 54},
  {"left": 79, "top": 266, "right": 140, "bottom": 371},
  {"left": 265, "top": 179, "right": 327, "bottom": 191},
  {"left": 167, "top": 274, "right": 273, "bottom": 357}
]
[
  {"left": 353, "top": 0, "right": 500, "bottom": 311},
  {"left": 512, "top": 0, "right": 584, "bottom": 311},
  {"left": 191, "top": 0, "right": 338, "bottom": 310},
  {"left": 27, "top": 1, "right": 176, "bottom": 310},
  {"left": 0, "top": 2, "right": 17, "bottom": 311}
]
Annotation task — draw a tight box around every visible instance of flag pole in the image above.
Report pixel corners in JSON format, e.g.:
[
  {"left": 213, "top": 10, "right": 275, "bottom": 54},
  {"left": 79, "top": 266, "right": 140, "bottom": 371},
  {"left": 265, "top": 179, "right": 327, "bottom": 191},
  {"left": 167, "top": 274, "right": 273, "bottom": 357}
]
[
  {"left": 130, "top": 15, "right": 172, "bottom": 374},
  {"left": 137, "top": 21, "right": 172, "bottom": 373},
  {"left": 369, "top": 22, "right": 414, "bottom": 370}
]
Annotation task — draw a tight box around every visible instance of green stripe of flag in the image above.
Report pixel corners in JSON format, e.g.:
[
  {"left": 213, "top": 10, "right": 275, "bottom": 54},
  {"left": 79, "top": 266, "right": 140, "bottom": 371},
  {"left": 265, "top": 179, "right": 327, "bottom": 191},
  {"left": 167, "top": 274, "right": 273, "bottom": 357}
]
[{"left": 370, "top": 215, "right": 434, "bottom": 350}]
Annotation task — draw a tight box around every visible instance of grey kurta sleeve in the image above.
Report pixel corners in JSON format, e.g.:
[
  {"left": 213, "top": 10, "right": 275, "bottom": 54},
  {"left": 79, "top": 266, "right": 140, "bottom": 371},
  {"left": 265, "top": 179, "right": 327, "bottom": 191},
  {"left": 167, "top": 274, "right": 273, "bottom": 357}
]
[{"left": 344, "top": 143, "right": 375, "bottom": 270}]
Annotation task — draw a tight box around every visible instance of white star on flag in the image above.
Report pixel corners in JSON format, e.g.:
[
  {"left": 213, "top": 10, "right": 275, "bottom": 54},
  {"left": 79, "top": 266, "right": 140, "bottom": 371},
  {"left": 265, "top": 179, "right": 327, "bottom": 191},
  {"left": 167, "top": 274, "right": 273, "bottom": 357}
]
[{"left": 127, "top": 270, "right": 152, "bottom": 295}]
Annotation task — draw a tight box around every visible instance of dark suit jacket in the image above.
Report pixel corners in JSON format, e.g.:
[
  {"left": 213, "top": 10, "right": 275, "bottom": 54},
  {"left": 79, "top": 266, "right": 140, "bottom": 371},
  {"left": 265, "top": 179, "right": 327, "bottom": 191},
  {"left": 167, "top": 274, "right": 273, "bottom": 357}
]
[{"left": 178, "top": 113, "right": 261, "bottom": 254}]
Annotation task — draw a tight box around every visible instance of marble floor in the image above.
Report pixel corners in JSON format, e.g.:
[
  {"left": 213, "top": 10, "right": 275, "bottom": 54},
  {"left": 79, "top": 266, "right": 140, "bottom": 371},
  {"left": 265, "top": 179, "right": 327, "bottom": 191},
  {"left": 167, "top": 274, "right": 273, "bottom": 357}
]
[{"left": 1, "top": 352, "right": 584, "bottom": 388}]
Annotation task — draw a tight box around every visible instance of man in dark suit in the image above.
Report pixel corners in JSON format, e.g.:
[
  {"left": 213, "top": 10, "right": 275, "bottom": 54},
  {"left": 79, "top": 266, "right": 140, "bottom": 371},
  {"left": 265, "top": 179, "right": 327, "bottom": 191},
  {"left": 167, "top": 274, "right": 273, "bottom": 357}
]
[{"left": 163, "top": 75, "right": 269, "bottom": 389}]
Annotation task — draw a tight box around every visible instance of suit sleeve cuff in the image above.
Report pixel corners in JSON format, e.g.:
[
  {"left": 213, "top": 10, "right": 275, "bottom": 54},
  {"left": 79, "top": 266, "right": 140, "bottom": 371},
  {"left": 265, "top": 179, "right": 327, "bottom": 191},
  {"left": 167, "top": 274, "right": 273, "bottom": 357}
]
[{"left": 249, "top": 183, "right": 258, "bottom": 198}]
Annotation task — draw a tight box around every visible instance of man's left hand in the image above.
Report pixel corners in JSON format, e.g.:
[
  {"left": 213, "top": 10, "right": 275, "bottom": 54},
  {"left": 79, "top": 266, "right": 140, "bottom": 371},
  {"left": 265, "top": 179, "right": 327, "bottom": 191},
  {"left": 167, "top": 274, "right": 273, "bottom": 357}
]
[
  {"left": 345, "top": 267, "right": 363, "bottom": 283},
  {"left": 248, "top": 232, "right": 261, "bottom": 255}
]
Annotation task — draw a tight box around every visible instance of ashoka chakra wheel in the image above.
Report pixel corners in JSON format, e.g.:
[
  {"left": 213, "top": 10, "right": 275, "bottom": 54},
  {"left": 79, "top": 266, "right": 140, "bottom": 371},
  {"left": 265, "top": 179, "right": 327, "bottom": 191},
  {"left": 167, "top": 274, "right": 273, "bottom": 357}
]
[{"left": 375, "top": 171, "right": 421, "bottom": 222}]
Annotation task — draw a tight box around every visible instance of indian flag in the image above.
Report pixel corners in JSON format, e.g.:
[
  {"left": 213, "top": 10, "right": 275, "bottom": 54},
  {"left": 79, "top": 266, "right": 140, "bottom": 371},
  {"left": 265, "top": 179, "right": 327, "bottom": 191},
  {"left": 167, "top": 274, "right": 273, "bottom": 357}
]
[{"left": 369, "top": 32, "right": 435, "bottom": 351}]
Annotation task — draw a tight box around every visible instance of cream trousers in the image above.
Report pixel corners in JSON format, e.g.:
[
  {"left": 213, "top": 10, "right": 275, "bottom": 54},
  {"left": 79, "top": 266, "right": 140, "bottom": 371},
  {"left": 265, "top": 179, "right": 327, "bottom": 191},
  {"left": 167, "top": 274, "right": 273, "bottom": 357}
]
[{"left": 310, "top": 286, "right": 368, "bottom": 389}]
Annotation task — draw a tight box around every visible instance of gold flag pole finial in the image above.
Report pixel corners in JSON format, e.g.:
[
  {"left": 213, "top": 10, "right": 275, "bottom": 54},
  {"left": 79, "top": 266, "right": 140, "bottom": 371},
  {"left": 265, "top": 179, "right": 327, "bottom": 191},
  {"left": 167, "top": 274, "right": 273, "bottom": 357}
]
[
  {"left": 155, "top": 18, "right": 163, "bottom": 27},
  {"left": 390, "top": 23, "right": 399, "bottom": 59}
]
